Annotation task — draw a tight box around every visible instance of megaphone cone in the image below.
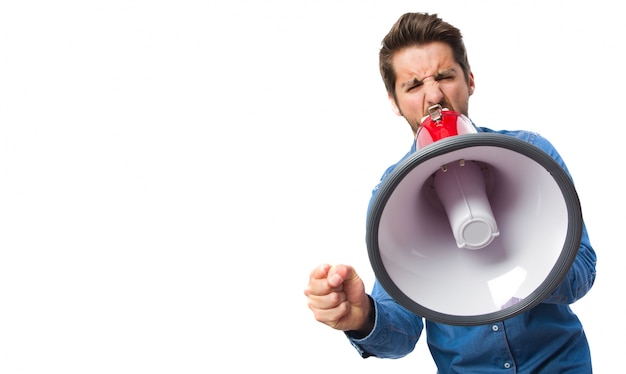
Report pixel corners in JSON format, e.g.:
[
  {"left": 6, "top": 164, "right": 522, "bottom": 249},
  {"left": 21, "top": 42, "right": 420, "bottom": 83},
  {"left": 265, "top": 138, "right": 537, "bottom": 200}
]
[{"left": 366, "top": 129, "right": 582, "bottom": 326}]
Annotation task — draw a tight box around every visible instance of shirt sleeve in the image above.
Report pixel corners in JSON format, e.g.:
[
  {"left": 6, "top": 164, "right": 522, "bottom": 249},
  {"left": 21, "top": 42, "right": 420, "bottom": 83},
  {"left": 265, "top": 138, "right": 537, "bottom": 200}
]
[{"left": 346, "top": 282, "right": 424, "bottom": 358}]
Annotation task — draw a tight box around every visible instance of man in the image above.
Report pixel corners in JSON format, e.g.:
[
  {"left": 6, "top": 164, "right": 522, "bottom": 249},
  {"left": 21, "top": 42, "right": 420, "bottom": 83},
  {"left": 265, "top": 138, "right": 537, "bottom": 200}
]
[{"left": 304, "top": 12, "right": 597, "bottom": 373}]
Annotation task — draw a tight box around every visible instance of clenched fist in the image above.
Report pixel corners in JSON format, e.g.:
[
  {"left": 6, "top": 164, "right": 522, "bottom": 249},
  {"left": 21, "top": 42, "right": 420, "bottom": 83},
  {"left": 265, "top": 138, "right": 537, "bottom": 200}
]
[{"left": 304, "top": 264, "right": 373, "bottom": 335}]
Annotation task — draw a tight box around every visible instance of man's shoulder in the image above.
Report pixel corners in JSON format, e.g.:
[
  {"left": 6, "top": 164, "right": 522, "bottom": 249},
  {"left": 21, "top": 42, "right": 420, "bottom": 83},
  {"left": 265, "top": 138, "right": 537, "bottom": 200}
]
[{"left": 477, "top": 127, "right": 538, "bottom": 138}]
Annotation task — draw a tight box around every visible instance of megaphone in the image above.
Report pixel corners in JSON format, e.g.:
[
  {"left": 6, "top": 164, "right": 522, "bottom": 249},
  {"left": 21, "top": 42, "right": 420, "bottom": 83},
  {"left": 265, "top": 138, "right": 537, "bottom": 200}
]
[{"left": 366, "top": 106, "right": 582, "bottom": 326}]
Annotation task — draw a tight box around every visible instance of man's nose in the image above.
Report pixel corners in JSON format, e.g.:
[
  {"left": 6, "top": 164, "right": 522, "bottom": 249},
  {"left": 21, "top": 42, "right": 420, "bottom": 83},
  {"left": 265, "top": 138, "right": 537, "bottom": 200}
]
[{"left": 423, "top": 80, "right": 444, "bottom": 107}]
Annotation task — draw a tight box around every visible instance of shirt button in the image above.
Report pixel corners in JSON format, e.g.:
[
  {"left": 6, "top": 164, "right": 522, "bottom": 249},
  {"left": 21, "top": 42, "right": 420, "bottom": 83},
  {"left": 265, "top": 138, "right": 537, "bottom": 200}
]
[
  {"left": 491, "top": 325, "right": 499, "bottom": 331},
  {"left": 504, "top": 362, "right": 511, "bottom": 369}
]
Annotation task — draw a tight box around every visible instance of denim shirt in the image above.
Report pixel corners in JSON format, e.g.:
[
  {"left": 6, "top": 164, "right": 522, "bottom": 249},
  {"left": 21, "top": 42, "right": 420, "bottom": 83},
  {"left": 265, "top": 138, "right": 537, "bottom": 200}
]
[{"left": 348, "top": 127, "right": 598, "bottom": 373}]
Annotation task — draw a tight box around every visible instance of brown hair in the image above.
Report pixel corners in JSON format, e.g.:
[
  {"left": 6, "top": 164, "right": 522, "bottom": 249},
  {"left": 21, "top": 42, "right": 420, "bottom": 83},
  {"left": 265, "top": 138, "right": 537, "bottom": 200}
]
[{"left": 380, "top": 13, "right": 471, "bottom": 103}]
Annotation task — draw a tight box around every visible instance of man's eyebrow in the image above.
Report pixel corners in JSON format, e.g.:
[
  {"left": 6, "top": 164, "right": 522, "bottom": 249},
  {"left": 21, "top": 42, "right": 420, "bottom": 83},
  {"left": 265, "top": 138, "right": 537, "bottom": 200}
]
[
  {"left": 401, "top": 77, "right": 422, "bottom": 89},
  {"left": 436, "top": 68, "right": 456, "bottom": 77},
  {"left": 400, "top": 69, "right": 458, "bottom": 89}
]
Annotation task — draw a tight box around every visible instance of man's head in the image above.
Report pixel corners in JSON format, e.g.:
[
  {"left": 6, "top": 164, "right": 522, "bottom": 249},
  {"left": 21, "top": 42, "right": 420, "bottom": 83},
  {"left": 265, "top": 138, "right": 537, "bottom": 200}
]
[{"left": 379, "top": 13, "right": 475, "bottom": 135}]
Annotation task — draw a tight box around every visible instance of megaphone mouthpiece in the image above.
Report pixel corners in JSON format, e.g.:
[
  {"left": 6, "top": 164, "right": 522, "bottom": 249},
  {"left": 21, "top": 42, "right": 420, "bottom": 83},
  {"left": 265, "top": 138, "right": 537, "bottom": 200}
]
[{"left": 416, "top": 108, "right": 477, "bottom": 150}]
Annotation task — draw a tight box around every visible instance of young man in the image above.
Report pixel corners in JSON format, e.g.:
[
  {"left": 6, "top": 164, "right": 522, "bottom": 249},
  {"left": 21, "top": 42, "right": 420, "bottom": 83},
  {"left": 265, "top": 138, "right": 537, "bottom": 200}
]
[{"left": 304, "top": 12, "right": 597, "bottom": 373}]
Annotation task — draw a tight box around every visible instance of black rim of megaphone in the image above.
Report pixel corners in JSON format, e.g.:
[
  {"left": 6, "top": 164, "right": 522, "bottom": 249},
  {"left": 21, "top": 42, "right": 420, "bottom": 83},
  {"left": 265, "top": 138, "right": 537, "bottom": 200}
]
[{"left": 366, "top": 133, "right": 583, "bottom": 326}]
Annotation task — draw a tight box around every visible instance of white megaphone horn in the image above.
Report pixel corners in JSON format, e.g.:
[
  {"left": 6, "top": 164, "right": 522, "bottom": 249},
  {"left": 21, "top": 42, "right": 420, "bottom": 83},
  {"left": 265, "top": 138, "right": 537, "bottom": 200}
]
[{"left": 366, "top": 105, "right": 582, "bottom": 326}]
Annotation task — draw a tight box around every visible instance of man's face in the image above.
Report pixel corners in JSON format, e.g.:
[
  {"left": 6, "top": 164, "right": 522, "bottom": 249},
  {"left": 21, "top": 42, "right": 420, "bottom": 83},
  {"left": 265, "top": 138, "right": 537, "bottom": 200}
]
[{"left": 389, "top": 41, "right": 475, "bottom": 135}]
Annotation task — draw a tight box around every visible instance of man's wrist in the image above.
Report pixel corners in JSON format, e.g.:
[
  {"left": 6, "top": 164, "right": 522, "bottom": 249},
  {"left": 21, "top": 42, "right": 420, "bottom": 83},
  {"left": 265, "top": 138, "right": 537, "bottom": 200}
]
[{"left": 347, "top": 295, "right": 375, "bottom": 339}]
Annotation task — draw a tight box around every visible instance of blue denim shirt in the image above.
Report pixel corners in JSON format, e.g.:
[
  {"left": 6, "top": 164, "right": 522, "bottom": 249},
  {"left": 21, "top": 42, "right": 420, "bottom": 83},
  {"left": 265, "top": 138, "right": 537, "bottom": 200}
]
[{"left": 348, "top": 127, "right": 597, "bottom": 373}]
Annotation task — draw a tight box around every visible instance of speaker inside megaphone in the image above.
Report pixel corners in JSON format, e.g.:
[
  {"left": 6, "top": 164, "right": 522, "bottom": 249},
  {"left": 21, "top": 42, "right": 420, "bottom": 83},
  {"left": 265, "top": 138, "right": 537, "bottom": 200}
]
[{"left": 366, "top": 111, "right": 582, "bottom": 326}]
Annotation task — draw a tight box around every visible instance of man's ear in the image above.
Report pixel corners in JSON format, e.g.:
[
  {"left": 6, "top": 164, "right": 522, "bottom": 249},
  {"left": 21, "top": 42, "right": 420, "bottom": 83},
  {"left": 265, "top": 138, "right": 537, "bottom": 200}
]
[
  {"left": 468, "top": 72, "right": 475, "bottom": 96},
  {"left": 388, "top": 93, "right": 402, "bottom": 116}
]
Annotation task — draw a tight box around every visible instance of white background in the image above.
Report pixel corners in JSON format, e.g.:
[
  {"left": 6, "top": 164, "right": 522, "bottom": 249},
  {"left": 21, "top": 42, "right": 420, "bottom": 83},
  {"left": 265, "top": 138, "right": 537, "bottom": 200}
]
[{"left": 0, "top": 1, "right": 622, "bottom": 372}]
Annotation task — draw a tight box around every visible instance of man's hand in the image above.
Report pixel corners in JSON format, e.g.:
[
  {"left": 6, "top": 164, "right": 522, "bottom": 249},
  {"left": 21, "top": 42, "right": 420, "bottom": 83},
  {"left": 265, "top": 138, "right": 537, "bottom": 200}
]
[{"left": 304, "top": 264, "right": 373, "bottom": 334}]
